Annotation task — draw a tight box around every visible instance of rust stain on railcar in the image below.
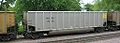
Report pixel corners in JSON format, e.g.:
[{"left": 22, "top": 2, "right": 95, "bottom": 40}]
[
  {"left": 6, "top": 13, "right": 15, "bottom": 27},
  {"left": 107, "top": 12, "right": 113, "bottom": 21},
  {"left": 112, "top": 12, "right": 120, "bottom": 24}
]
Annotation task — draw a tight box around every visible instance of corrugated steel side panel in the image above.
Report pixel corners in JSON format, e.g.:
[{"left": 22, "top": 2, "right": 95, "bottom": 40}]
[
  {"left": 27, "top": 12, "right": 36, "bottom": 26},
  {"left": 51, "top": 12, "right": 58, "bottom": 29},
  {"left": 36, "top": 12, "right": 44, "bottom": 30},
  {"left": 26, "top": 11, "right": 107, "bottom": 31}
]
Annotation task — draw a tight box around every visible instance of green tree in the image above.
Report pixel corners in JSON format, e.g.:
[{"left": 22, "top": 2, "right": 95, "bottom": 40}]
[
  {"left": 93, "top": 0, "right": 120, "bottom": 11},
  {"left": 15, "top": 0, "right": 81, "bottom": 11},
  {"left": 84, "top": 4, "right": 93, "bottom": 11},
  {"left": 0, "top": 0, "right": 15, "bottom": 11}
]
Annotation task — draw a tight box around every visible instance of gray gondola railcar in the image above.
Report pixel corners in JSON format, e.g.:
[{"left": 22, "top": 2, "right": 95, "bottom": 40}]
[{"left": 23, "top": 11, "right": 120, "bottom": 39}]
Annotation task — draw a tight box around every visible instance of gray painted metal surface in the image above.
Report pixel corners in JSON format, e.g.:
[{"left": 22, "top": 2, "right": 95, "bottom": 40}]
[{"left": 26, "top": 11, "right": 108, "bottom": 31}]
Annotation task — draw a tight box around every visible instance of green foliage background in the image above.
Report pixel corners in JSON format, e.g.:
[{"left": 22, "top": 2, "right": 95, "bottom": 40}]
[{"left": 93, "top": 0, "right": 120, "bottom": 11}]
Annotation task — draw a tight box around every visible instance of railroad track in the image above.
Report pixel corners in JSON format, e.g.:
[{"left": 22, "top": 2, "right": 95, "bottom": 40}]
[
  {"left": 44, "top": 31, "right": 120, "bottom": 43},
  {"left": 1, "top": 30, "right": 120, "bottom": 43}
]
